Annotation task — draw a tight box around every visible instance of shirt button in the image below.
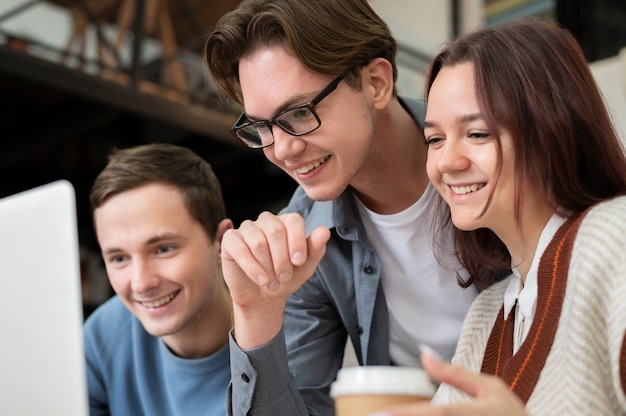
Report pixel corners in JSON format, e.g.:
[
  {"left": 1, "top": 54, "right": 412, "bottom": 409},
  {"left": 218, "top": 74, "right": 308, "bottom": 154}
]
[
  {"left": 241, "top": 373, "right": 250, "bottom": 383},
  {"left": 363, "top": 264, "right": 374, "bottom": 274}
]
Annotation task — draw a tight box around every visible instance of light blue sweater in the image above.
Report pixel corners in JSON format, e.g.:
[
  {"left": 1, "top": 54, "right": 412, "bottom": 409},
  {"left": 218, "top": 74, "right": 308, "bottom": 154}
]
[{"left": 84, "top": 296, "right": 230, "bottom": 416}]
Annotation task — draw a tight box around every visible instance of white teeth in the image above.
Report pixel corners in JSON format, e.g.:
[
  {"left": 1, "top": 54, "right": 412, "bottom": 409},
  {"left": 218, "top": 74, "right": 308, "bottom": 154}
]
[
  {"left": 450, "top": 183, "right": 485, "bottom": 195},
  {"left": 141, "top": 292, "right": 177, "bottom": 308},
  {"left": 295, "top": 156, "right": 330, "bottom": 174}
]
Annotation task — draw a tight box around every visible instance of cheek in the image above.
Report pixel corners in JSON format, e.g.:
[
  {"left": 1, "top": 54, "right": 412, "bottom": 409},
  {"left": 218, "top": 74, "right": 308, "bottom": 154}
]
[
  {"left": 495, "top": 168, "right": 517, "bottom": 202},
  {"left": 171, "top": 252, "right": 212, "bottom": 284},
  {"left": 425, "top": 153, "right": 440, "bottom": 182},
  {"left": 105, "top": 268, "right": 127, "bottom": 294},
  {"left": 486, "top": 154, "right": 510, "bottom": 195},
  {"left": 263, "top": 147, "right": 282, "bottom": 167}
]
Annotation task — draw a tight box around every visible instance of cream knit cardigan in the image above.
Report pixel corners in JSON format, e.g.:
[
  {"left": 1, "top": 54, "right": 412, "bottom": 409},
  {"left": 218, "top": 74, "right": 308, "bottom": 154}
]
[{"left": 440, "top": 196, "right": 626, "bottom": 415}]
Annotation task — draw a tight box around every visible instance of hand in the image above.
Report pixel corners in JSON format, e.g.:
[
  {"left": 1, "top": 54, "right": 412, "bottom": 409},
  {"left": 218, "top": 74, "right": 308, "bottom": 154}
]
[
  {"left": 220, "top": 211, "right": 330, "bottom": 348},
  {"left": 370, "top": 346, "right": 527, "bottom": 416}
]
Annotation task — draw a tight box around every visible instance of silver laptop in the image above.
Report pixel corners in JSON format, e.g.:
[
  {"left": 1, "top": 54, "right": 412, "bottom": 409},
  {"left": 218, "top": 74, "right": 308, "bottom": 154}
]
[{"left": 0, "top": 180, "right": 88, "bottom": 415}]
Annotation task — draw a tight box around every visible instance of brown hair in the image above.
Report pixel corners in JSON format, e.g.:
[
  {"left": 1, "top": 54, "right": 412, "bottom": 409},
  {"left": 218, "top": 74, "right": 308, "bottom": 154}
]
[
  {"left": 203, "top": 0, "right": 398, "bottom": 104},
  {"left": 90, "top": 143, "right": 226, "bottom": 241},
  {"left": 426, "top": 18, "right": 626, "bottom": 286}
]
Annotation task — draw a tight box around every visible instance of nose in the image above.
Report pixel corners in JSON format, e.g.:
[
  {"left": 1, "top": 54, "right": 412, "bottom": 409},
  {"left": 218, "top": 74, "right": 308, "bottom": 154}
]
[
  {"left": 270, "top": 128, "right": 306, "bottom": 161},
  {"left": 435, "top": 138, "right": 470, "bottom": 173},
  {"left": 130, "top": 258, "right": 159, "bottom": 294}
]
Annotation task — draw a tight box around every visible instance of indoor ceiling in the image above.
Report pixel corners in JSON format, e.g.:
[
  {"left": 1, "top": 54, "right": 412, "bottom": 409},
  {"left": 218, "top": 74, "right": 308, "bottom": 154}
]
[
  {"left": 47, "top": 0, "right": 241, "bottom": 53},
  {"left": 0, "top": 0, "right": 297, "bottom": 254}
]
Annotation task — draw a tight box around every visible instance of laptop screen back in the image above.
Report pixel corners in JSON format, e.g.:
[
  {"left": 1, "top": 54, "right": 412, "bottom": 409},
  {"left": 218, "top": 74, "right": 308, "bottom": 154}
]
[{"left": 0, "top": 180, "right": 88, "bottom": 415}]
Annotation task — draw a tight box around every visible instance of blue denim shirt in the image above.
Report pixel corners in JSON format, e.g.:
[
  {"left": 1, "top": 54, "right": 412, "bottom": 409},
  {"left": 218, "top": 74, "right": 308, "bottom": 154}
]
[{"left": 229, "top": 98, "right": 432, "bottom": 416}]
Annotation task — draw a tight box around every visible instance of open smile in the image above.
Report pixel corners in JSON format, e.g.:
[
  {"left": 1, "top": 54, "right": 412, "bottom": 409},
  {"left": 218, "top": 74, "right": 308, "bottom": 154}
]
[
  {"left": 295, "top": 155, "right": 330, "bottom": 174},
  {"left": 449, "top": 183, "right": 486, "bottom": 195},
  {"left": 139, "top": 290, "right": 180, "bottom": 309}
]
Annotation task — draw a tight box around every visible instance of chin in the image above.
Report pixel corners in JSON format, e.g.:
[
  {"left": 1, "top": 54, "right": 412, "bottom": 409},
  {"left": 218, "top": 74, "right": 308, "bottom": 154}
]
[
  {"left": 450, "top": 217, "right": 479, "bottom": 232},
  {"left": 145, "top": 323, "right": 178, "bottom": 338},
  {"left": 302, "top": 184, "right": 344, "bottom": 202},
  {"left": 140, "top": 314, "right": 182, "bottom": 337}
]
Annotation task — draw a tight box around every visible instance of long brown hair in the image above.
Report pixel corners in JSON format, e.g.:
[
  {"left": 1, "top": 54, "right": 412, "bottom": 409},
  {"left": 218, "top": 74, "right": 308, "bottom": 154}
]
[{"left": 426, "top": 18, "right": 626, "bottom": 286}]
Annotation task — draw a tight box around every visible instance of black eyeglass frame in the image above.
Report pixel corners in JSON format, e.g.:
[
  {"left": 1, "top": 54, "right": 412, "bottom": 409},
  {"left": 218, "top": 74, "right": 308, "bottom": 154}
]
[{"left": 230, "top": 71, "right": 349, "bottom": 149}]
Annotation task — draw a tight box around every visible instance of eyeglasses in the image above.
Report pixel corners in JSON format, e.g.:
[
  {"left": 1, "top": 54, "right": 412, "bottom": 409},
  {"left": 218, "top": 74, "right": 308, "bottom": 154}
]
[{"left": 230, "top": 72, "right": 348, "bottom": 148}]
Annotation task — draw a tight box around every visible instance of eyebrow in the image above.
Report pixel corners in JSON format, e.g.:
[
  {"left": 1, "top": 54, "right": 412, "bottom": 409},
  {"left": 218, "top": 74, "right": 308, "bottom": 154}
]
[
  {"left": 244, "top": 91, "right": 316, "bottom": 122},
  {"left": 145, "top": 233, "right": 185, "bottom": 246},
  {"left": 101, "top": 233, "right": 185, "bottom": 256},
  {"left": 423, "top": 113, "right": 484, "bottom": 129}
]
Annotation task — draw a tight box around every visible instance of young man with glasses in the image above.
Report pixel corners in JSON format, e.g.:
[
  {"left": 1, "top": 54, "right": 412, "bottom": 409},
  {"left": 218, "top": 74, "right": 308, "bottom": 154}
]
[{"left": 204, "top": 1, "right": 479, "bottom": 415}]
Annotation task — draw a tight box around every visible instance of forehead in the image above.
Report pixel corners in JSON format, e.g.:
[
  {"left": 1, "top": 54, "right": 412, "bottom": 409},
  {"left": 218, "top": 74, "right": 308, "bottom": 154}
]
[
  {"left": 426, "top": 63, "right": 478, "bottom": 120},
  {"left": 94, "top": 184, "right": 194, "bottom": 244},
  {"left": 238, "top": 45, "right": 328, "bottom": 119}
]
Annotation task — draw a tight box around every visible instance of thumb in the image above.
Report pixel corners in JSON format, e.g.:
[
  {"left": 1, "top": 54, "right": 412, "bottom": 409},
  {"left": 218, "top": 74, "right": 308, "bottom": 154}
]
[{"left": 307, "top": 226, "right": 331, "bottom": 264}]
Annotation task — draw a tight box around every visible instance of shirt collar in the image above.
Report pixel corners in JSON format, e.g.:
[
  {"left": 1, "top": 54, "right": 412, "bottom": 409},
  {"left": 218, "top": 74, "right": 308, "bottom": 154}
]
[
  {"left": 503, "top": 211, "right": 569, "bottom": 320},
  {"left": 303, "top": 189, "right": 365, "bottom": 243}
]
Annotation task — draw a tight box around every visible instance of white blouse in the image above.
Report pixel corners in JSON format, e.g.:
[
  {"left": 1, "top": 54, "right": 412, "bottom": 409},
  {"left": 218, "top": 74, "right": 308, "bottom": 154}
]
[{"left": 503, "top": 212, "right": 568, "bottom": 354}]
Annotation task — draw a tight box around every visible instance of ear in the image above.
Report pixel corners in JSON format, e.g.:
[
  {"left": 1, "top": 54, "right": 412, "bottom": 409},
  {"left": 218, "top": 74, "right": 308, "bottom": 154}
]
[
  {"left": 361, "top": 57, "right": 394, "bottom": 110},
  {"left": 215, "top": 218, "right": 234, "bottom": 250}
]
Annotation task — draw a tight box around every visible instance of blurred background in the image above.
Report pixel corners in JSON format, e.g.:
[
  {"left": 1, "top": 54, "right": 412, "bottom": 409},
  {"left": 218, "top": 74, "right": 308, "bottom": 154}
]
[{"left": 1, "top": 0, "right": 625, "bottom": 314}]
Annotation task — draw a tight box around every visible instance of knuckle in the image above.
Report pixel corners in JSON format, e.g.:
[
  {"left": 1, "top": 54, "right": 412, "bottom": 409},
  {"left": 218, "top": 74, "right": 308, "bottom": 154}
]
[
  {"left": 257, "top": 211, "right": 276, "bottom": 221},
  {"left": 266, "top": 222, "right": 285, "bottom": 239},
  {"left": 247, "top": 233, "right": 270, "bottom": 253},
  {"left": 282, "top": 212, "right": 303, "bottom": 225}
]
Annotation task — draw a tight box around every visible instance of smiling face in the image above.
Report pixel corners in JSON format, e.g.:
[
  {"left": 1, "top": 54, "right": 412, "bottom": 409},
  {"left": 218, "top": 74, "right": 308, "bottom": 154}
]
[
  {"left": 94, "top": 183, "right": 228, "bottom": 346},
  {"left": 424, "top": 63, "right": 518, "bottom": 237},
  {"left": 238, "top": 45, "right": 377, "bottom": 201}
]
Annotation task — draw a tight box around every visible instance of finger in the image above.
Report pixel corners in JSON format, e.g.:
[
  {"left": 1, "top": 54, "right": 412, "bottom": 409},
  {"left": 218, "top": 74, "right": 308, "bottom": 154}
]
[
  {"left": 279, "top": 213, "right": 309, "bottom": 266},
  {"left": 285, "top": 226, "right": 331, "bottom": 282},
  {"left": 221, "top": 227, "right": 274, "bottom": 288},
  {"left": 419, "top": 345, "right": 508, "bottom": 401},
  {"left": 419, "top": 345, "right": 484, "bottom": 398},
  {"left": 255, "top": 212, "right": 300, "bottom": 286},
  {"left": 307, "top": 226, "right": 331, "bottom": 265}
]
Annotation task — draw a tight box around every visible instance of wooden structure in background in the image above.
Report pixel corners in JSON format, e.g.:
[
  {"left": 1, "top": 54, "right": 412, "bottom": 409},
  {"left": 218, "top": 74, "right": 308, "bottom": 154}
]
[{"left": 55, "top": 0, "right": 239, "bottom": 102}]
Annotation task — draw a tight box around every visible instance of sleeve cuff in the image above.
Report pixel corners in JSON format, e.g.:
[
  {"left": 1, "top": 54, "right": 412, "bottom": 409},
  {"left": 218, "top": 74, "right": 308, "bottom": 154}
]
[{"left": 229, "top": 328, "right": 295, "bottom": 413}]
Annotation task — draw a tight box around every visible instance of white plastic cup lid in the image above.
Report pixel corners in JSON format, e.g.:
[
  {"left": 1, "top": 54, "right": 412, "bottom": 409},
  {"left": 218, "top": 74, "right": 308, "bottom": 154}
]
[{"left": 330, "top": 366, "right": 435, "bottom": 398}]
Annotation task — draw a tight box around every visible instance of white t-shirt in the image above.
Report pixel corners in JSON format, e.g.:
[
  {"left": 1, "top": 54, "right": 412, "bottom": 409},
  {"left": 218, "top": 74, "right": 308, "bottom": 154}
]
[{"left": 355, "top": 184, "right": 478, "bottom": 366}]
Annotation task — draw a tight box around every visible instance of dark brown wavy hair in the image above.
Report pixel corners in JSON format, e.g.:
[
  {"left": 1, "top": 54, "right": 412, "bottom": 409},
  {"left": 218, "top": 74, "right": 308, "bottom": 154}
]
[{"left": 203, "top": 0, "right": 398, "bottom": 104}]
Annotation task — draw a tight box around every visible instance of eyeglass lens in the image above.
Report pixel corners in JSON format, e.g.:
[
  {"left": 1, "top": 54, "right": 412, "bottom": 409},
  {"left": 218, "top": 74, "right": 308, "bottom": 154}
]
[
  {"left": 235, "top": 106, "right": 320, "bottom": 148},
  {"left": 232, "top": 71, "right": 347, "bottom": 148}
]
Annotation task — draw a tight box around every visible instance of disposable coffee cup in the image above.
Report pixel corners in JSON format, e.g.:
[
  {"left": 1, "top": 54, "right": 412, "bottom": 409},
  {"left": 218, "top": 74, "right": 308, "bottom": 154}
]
[{"left": 330, "top": 366, "right": 435, "bottom": 416}]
